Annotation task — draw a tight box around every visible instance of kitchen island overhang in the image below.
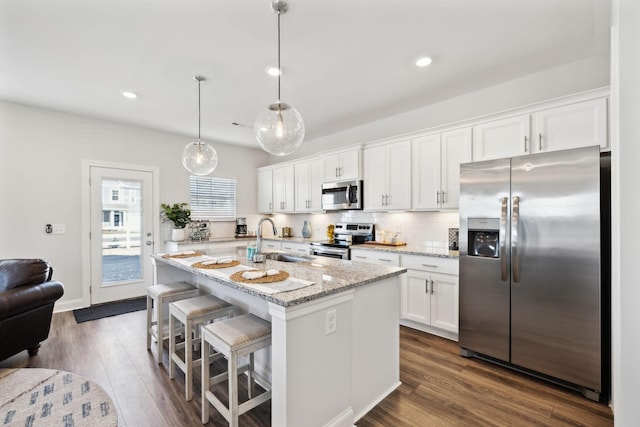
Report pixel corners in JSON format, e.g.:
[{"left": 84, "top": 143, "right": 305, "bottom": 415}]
[{"left": 151, "top": 252, "right": 406, "bottom": 427}]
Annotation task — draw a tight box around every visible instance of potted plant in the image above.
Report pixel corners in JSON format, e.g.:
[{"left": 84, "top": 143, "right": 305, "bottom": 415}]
[{"left": 161, "top": 203, "right": 191, "bottom": 241}]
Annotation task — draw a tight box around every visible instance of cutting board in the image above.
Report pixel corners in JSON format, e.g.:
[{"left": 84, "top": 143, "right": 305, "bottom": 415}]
[{"left": 364, "top": 241, "right": 407, "bottom": 247}]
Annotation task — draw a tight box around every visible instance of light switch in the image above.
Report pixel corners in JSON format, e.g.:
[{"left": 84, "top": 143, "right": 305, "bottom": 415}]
[{"left": 51, "top": 224, "right": 66, "bottom": 235}]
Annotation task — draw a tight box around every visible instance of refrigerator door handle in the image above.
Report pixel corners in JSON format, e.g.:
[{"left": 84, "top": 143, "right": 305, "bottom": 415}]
[
  {"left": 512, "top": 195, "right": 520, "bottom": 283},
  {"left": 500, "top": 196, "right": 508, "bottom": 282}
]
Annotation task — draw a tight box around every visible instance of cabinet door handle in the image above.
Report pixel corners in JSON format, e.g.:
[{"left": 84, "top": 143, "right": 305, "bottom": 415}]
[
  {"left": 442, "top": 191, "right": 447, "bottom": 204},
  {"left": 421, "top": 264, "right": 438, "bottom": 268},
  {"left": 435, "top": 190, "right": 441, "bottom": 204},
  {"left": 385, "top": 194, "right": 389, "bottom": 206},
  {"left": 430, "top": 279, "right": 435, "bottom": 294},
  {"left": 354, "top": 255, "right": 366, "bottom": 259},
  {"left": 524, "top": 135, "right": 528, "bottom": 152},
  {"left": 538, "top": 133, "right": 543, "bottom": 151},
  {"left": 425, "top": 278, "right": 429, "bottom": 294},
  {"left": 381, "top": 194, "right": 385, "bottom": 206},
  {"left": 378, "top": 258, "right": 392, "bottom": 262},
  {"left": 269, "top": 202, "right": 272, "bottom": 211}
]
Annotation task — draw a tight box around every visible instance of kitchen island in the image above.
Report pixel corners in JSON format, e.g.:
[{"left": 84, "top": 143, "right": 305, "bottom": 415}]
[{"left": 151, "top": 249, "right": 406, "bottom": 427}]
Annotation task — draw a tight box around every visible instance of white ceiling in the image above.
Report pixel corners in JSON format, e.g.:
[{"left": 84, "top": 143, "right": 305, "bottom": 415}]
[{"left": 0, "top": 0, "right": 610, "bottom": 148}]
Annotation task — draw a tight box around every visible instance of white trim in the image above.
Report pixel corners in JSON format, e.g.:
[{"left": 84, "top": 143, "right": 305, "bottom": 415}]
[
  {"left": 352, "top": 381, "right": 402, "bottom": 422},
  {"left": 399, "top": 319, "right": 459, "bottom": 342},
  {"left": 267, "top": 290, "right": 355, "bottom": 321},
  {"left": 323, "top": 406, "right": 355, "bottom": 427},
  {"left": 81, "top": 160, "right": 160, "bottom": 308},
  {"left": 53, "top": 298, "right": 85, "bottom": 313}
]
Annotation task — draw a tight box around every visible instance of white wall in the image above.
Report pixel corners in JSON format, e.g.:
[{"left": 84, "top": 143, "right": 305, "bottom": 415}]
[
  {"left": 0, "top": 101, "right": 269, "bottom": 308},
  {"left": 611, "top": 0, "right": 640, "bottom": 424}
]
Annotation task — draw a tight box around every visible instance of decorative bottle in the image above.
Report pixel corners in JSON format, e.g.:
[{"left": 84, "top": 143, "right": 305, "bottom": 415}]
[{"left": 302, "top": 220, "right": 311, "bottom": 238}]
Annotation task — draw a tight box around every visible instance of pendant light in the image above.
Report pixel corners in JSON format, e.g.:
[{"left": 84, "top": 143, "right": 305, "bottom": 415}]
[
  {"left": 254, "top": 0, "right": 305, "bottom": 156},
  {"left": 182, "top": 75, "right": 218, "bottom": 175}
]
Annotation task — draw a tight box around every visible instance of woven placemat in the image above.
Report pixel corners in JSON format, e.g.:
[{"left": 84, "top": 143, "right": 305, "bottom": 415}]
[
  {"left": 230, "top": 269, "right": 289, "bottom": 284},
  {"left": 192, "top": 260, "right": 240, "bottom": 269},
  {"left": 162, "top": 251, "right": 204, "bottom": 259}
]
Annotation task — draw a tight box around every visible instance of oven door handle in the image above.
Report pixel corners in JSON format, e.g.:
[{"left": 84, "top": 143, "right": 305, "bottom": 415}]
[
  {"left": 345, "top": 183, "right": 352, "bottom": 207},
  {"left": 312, "top": 246, "right": 347, "bottom": 256}
]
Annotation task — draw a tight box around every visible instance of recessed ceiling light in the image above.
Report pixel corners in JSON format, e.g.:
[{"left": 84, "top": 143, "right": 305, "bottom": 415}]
[
  {"left": 265, "top": 67, "right": 282, "bottom": 76},
  {"left": 415, "top": 56, "right": 433, "bottom": 68},
  {"left": 121, "top": 91, "right": 138, "bottom": 99}
]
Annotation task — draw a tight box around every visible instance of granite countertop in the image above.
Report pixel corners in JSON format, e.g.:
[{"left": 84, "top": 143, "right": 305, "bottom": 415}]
[
  {"left": 171, "top": 237, "right": 459, "bottom": 258},
  {"left": 152, "top": 251, "right": 406, "bottom": 308},
  {"left": 349, "top": 243, "right": 459, "bottom": 259}
]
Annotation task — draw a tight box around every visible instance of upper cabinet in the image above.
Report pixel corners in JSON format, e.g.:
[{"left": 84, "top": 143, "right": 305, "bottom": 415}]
[
  {"left": 257, "top": 168, "right": 273, "bottom": 214},
  {"left": 272, "top": 165, "right": 294, "bottom": 213},
  {"left": 412, "top": 128, "right": 472, "bottom": 210},
  {"left": 294, "top": 158, "right": 324, "bottom": 212},
  {"left": 364, "top": 140, "right": 412, "bottom": 211},
  {"left": 531, "top": 98, "right": 608, "bottom": 153},
  {"left": 323, "top": 147, "right": 361, "bottom": 181},
  {"left": 473, "top": 97, "right": 608, "bottom": 161}
]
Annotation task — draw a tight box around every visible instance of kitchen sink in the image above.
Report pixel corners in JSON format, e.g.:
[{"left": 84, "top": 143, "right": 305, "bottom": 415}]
[{"left": 263, "top": 253, "right": 310, "bottom": 263}]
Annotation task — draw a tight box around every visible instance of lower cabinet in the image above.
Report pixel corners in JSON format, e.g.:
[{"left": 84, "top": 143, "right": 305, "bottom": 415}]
[
  {"left": 400, "top": 255, "right": 459, "bottom": 340},
  {"left": 281, "top": 241, "right": 311, "bottom": 256}
]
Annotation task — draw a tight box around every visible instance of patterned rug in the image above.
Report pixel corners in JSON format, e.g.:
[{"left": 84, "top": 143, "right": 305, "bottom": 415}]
[{"left": 0, "top": 368, "right": 117, "bottom": 426}]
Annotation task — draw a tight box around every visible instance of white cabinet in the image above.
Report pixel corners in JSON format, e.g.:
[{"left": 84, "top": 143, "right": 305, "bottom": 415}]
[
  {"left": 257, "top": 168, "right": 274, "bottom": 214},
  {"left": 281, "top": 241, "right": 311, "bottom": 256},
  {"left": 260, "top": 240, "right": 281, "bottom": 251},
  {"left": 294, "top": 158, "right": 324, "bottom": 212},
  {"left": 412, "top": 128, "right": 471, "bottom": 210},
  {"left": 472, "top": 97, "right": 608, "bottom": 161},
  {"left": 272, "top": 165, "right": 294, "bottom": 213},
  {"left": 472, "top": 115, "right": 531, "bottom": 161},
  {"left": 350, "top": 249, "right": 400, "bottom": 266},
  {"left": 323, "top": 147, "right": 361, "bottom": 181},
  {"left": 400, "top": 255, "right": 458, "bottom": 338},
  {"left": 531, "top": 98, "right": 608, "bottom": 153},
  {"left": 364, "top": 140, "right": 411, "bottom": 211}
]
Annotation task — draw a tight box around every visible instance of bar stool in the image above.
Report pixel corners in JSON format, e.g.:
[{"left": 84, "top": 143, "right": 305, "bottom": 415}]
[
  {"left": 201, "top": 313, "right": 272, "bottom": 426},
  {"left": 168, "top": 294, "right": 235, "bottom": 401},
  {"left": 146, "top": 281, "right": 199, "bottom": 364}
]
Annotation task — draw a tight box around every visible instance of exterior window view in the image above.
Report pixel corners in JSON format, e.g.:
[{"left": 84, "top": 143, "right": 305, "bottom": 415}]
[{"left": 101, "top": 179, "right": 142, "bottom": 283}]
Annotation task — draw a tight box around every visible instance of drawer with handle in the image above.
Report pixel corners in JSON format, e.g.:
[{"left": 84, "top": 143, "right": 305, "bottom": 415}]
[
  {"left": 401, "top": 254, "right": 458, "bottom": 275},
  {"left": 351, "top": 249, "right": 400, "bottom": 266}
]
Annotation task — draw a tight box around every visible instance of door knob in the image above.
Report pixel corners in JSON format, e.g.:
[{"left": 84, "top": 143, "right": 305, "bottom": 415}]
[
  {"left": 146, "top": 241, "right": 153, "bottom": 246},
  {"left": 146, "top": 232, "right": 152, "bottom": 237}
]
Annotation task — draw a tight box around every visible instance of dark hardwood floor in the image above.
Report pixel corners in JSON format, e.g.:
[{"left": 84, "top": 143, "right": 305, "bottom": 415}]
[{"left": 0, "top": 311, "right": 613, "bottom": 426}]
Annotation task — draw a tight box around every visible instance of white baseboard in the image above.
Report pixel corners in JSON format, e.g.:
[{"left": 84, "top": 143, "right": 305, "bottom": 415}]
[
  {"left": 400, "top": 319, "right": 459, "bottom": 342},
  {"left": 353, "top": 381, "right": 402, "bottom": 422},
  {"left": 53, "top": 298, "right": 86, "bottom": 313},
  {"left": 324, "top": 406, "right": 355, "bottom": 427}
]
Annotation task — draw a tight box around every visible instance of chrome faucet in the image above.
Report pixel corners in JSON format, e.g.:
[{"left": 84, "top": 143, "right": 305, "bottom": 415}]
[{"left": 256, "top": 217, "right": 278, "bottom": 254}]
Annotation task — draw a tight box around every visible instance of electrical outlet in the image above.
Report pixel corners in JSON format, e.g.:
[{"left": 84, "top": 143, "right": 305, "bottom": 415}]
[{"left": 325, "top": 309, "right": 337, "bottom": 335}]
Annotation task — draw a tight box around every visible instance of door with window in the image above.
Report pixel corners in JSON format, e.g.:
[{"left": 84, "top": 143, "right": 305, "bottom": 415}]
[{"left": 89, "top": 166, "right": 155, "bottom": 304}]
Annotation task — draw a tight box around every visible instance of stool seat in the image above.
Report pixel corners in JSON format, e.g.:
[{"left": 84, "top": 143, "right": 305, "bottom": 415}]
[
  {"left": 169, "top": 294, "right": 235, "bottom": 401},
  {"left": 204, "top": 314, "right": 271, "bottom": 348},
  {"left": 146, "top": 281, "right": 199, "bottom": 365},
  {"left": 201, "top": 314, "right": 272, "bottom": 426}
]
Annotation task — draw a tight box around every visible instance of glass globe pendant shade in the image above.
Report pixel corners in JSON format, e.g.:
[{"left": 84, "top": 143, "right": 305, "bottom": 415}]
[
  {"left": 182, "top": 140, "right": 218, "bottom": 176},
  {"left": 254, "top": 101, "right": 305, "bottom": 156}
]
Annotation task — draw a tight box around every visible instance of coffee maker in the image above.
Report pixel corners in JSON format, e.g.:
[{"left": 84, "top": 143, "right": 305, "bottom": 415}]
[{"left": 235, "top": 217, "right": 247, "bottom": 237}]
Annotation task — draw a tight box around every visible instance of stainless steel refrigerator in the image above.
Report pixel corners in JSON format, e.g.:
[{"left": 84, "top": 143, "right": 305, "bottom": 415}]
[{"left": 459, "top": 145, "right": 609, "bottom": 402}]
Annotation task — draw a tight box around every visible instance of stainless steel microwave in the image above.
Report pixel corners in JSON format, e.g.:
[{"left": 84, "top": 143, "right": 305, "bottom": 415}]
[{"left": 321, "top": 180, "right": 363, "bottom": 211}]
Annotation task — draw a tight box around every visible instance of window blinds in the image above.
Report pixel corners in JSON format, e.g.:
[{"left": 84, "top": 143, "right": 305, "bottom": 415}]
[{"left": 189, "top": 176, "right": 237, "bottom": 221}]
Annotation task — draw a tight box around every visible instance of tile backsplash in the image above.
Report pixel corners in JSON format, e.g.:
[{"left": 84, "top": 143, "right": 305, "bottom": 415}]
[
  {"left": 269, "top": 210, "right": 460, "bottom": 247},
  {"left": 176, "top": 211, "right": 460, "bottom": 247}
]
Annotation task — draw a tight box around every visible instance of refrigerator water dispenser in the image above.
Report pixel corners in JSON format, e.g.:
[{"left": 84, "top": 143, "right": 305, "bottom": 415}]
[{"left": 467, "top": 218, "right": 500, "bottom": 258}]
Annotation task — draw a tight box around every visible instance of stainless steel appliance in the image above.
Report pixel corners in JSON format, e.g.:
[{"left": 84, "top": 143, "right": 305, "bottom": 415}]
[
  {"left": 235, "top": 217, "right": 247, "bottom": 237},
  {"left": 310, "top": 222, "right": 374, "bottom": 259},
  {"left": 459, "top": 146, "right": 610, "bottom": 402},
  {"left": 321, "top": 180, "right": 363, "bottom": 211}
]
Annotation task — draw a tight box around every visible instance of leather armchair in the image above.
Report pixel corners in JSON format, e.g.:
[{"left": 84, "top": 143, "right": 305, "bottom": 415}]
[{"left": 0, "top": 258, "right": 64, "bottom": 360}]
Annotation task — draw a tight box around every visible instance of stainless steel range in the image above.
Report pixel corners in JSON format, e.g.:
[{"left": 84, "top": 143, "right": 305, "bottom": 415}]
[{"left": 310, "top": 223, "right": 375, "bottom": 260}]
